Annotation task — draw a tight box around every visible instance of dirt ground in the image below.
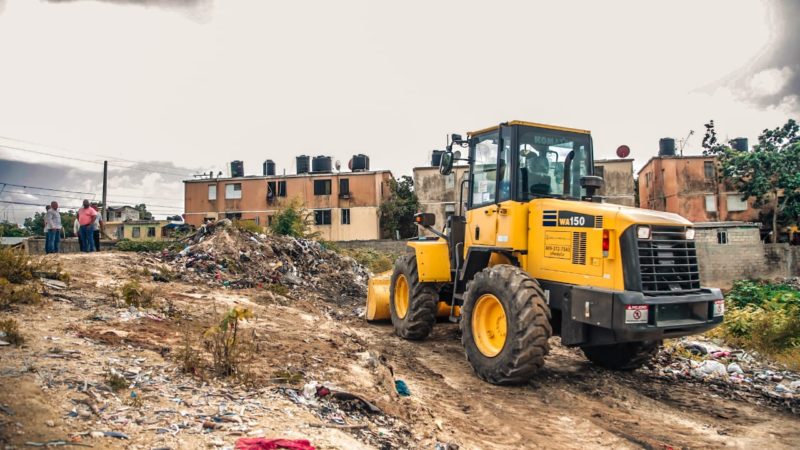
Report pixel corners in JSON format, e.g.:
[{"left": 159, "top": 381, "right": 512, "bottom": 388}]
[{"left": 1, "top": 253, "right": 799, "bottom": 449}]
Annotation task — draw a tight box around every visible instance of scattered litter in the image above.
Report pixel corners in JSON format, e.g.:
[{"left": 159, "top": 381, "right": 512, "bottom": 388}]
[
  {"left": 395, "top": 379, "right": 411, "bottom": 397},
  {"left": 727, "top": 363, "right": 744, "bottom": 375},
  {"left": 234, "top": 437, "right": 316, "bottom": 450},
  {"left": 435, "top": 443, "right": 460, "bottom": 450},
  {"left": 691, "top": 360, "right": 727, "bottom": 378}
]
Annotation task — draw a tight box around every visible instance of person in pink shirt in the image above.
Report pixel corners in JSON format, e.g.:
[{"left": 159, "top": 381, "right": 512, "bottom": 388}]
[{"left": 77, "top": 199, "right": 98, "bottom": 252}]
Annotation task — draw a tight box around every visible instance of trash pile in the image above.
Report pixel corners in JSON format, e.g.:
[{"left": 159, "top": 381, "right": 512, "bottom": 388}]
[
  {"left": 161, "top": 220, "right": 370, "bottom": 307},
  {"left": 646, "top": 337, "right": 800, "bottom": 413}
]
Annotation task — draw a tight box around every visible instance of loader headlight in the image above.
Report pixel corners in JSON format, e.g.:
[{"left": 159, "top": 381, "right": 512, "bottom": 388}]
[
  {"left": 685, "top": 228, "right": 695, "bottom": 240},
  {"left": 637, "top": 226, "right": 651, "bottom": 240}
]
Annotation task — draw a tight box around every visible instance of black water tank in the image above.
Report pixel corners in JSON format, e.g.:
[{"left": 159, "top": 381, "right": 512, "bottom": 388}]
[
  {"left": 263, "top": 160, "right": 276, "bottom": 176},
  {"left": 296, "top": 155, "right": 310, "bottom": 174},
  {"left": 350, "top": 154, "right": 370, "bottom": 171},
  {"left": 431, "top": 150, "right": 445, "bottom": 167},
  {"left": 731, "top": 137, "right": 749, "bottom": 152},
  {"left": 230, "top": 160, "right": 244, "bottom": 177},
  {"left": 311, "top": 155, "right": 333, "bottom": 173},
  {"left": 658, "top": 138, "right": 676, "bottom": 156}
]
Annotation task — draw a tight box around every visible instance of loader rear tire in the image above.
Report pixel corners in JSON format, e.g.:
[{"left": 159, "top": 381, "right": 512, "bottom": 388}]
[
  {"left": 581, "top": 340, "right": 661, "bottom": 371},
  {"left": 389, "top": 254, "right": 438, "bottom": 340},
  {"left": 461, "top": 265, "right": 552, "bottom": 385}
]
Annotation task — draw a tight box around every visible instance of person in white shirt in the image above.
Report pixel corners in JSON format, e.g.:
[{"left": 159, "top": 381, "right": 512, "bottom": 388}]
[{"left": 45, "top": 202, "right": 63, "bottom": 254}]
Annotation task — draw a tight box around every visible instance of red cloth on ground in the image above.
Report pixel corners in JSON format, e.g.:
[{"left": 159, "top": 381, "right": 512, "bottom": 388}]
[{"left": 234, "top": 438, "right": 315, "bottom": 450}]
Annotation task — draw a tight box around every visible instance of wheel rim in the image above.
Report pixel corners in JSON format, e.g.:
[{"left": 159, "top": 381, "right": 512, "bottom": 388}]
[
  {"left": 394, "top": 274, "right": 409, "bottom": 319},
  {"left": 472, "top": 293, "right": 507, "bottom": 357}
]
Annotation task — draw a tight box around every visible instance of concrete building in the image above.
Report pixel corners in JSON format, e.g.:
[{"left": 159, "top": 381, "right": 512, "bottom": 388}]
[
  {"left": 122, "top": 220, "right": 169, "bottom": 241},
  {"left": 593, "top": 158, "right": 635, "bottom": 206},
  {"left": 638, "top": 155, "right": 761, "bottom": 223},
  {"left": 413, "top": 165, "right": 469, "bottom": 232},
  {"left": 183, "top": 170, "right": 393, "bottom": 241},
  {"left": 106, "top": 206, "right": 140, "bottom": 222}
]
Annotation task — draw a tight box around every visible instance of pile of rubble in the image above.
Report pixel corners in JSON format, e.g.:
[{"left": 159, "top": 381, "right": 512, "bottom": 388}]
[
  {"left": 161, "top": 220, "right": 370, "bottom": 307},
  {"left": 645, "top": 337, "right": 800, "bottom": 413}
]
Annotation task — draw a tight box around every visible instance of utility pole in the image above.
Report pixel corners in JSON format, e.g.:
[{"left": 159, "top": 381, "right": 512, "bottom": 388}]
[{"left": 102, "top": 160, "right": 108, "bottom": 220}]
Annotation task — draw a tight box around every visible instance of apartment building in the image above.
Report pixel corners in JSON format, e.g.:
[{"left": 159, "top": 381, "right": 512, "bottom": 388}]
[
  {"left": 638, "top": 155, "right": 760, "bottom": 222},
  {"left": 183, "top": 169, "right": 393, "bottom": 241}
]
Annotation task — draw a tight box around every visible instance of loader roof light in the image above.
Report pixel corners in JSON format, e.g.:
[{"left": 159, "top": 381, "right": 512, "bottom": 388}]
[
  {"left": 685, "top": 228, "right": 695, "bottom": 240},
  {"left": 637, "top": 226, "right": 651, "bottom": 240}
]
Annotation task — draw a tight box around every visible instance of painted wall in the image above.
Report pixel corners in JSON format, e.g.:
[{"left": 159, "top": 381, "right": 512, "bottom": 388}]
[
  {"left": 183, "top": 171, "right": 392, "bottom": 241},
  {"left": 122, "top": 221, "right": 167, "bottom": 241},
  {"left": 638, "top": 156, "right": 761, "bottom": 222},
  {"left": 414, "top": 165, "right": 469, "bottom": 234},
  {"left": 594, "top": 159, "right": 635, "bottom": 207}
]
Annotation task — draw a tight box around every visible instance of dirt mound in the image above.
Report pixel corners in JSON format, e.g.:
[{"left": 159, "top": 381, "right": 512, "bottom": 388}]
[{"left": 161, "top": 220, "right": 369, "bottom": 308}]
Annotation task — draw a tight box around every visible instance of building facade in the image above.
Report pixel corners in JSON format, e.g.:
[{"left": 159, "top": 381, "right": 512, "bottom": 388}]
[
  {"left": 122, "top": 220, "right": 168, "bottom": 241},
  {"left": 107, "top": 206, "right": 140, "bottom": 222},
  {"left": 593, "top": 158, "right": 635, "bottom": 207},
  {"left": 183, "top": 170, "right": 393, "bottom": 241},
  {"left": 413, "top": 165, "right": 469, "bottom": 234},
  {"left": 637, "top": 155, "right": 761, "bottom": 222}
]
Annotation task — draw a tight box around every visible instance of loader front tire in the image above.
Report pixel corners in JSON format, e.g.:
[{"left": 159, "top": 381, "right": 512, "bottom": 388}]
[
  {"left": 581, "top": 341, "right": 660, "bottom": 371},
  {"left": 461, "top": 265, "right": 552, "bottom": 385},
  {"left": 389, "top": 254, "right": 438, "bottom": 340}
]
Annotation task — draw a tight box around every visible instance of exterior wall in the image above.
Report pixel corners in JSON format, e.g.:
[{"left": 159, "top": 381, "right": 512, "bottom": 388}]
[
  {"left": 594, "top": 159, "right": 635, "bottom": 207},
  {"left": 184, "top": 171, "right": 392, "bottom": 241},
  {"left": 414, "top": 165, "right": 469, "bottom": 235},
  {"left": 638, "top": 156, "right": 761, "bottom": 222},
  {"left": 108, "top": 207, "right": 140, "bottom": 222},
  {"left": 122, "top": 221, "right": 167, "bottom": 241}
]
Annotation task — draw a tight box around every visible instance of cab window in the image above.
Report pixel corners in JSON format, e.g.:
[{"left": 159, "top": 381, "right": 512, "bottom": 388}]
[
  {"left": 470, "top": 131, "right": 499, "bottom": 207},
  {"left": 517, "top": 128, "right": 590, "bottom": 200}
]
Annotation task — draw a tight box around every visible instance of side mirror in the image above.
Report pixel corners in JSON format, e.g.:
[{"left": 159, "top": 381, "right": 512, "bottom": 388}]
[
  {"left": 413, "top": 212, "right": 436, "bottom": 227},
  {"left": 439, "top": 151, "right": 455, "bottom": 175},
  {"left": 580, "top": 175, "right": 604, "bottom": 197}
]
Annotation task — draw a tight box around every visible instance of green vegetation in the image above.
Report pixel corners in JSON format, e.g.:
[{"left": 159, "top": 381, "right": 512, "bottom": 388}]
[
  {"left": 204, "top": 307, "right": 255, "bottom": 377},
  {"left": 0, "top": 220, "right": 29, "bottom": 237},
  {"left": 233, "top": 220, "right": 264, "bottom": 234},
  {"left": 379, "top": 175, "right": 419, "bottom": 239},
  {"left": 341, "top": 247, "right": 397, "bottom": 274},
  {"left": 104, "top": 369, "right": 128, "bottom": 392},
  {"left": 116, "top": 239, "right": 176, "bottom": 253},
  {"left": 0, "top": 247, "right": 68, "bottom": 308},
  {"left": 120, "top": 279, "right": 155, "bottom": 308},
  {"left": 22, "top": 210, "right": 79, "bottom": 237},
  {"left": 710, "top": 280, "right": 800, "bottom": 369},
  {"left": 0, "top": 318, "right": 24, "bottom": 346},
  {"left": 269, "top": 199, "right": 318, "bottom": 238},
  {"left": 703, "top": 119, "right": 800, "bottom": 242}
]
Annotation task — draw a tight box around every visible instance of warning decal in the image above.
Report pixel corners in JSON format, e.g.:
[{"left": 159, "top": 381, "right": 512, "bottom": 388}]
[
  {"left": 543, "top": 231, "right": 572, "bottom": 260},
  {"left": 625, "top": 305, "right": 648, "bottom": 324}
]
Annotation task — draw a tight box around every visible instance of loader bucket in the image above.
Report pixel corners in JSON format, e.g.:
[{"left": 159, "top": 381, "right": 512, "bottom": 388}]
[{"left": 366, "top": 271, "right": 459, "bottom": 321}]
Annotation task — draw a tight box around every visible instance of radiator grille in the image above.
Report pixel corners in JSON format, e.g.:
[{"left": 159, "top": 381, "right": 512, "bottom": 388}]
[
  {"left": 572, "top": 232, "right": 587, "bottom": 265},
  {"left": 637, "top": 226, "right": 701, "bottom": 295}
]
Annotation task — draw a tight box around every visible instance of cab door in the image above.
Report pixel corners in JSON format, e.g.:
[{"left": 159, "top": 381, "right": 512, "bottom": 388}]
[{"left": 465, "top": 127, "right": 513, "bottom": 248}]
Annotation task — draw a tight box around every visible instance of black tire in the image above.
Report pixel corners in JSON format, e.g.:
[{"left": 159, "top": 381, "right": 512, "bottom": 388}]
[
  {"left": 461, "top": 265, "right": 552, "bottom": 385},
  {"left": 389, "top": 254, "right": 438, "bottom": 340},
  {"left": 581, "top": 340, "right": 661, "bottom": 371}
]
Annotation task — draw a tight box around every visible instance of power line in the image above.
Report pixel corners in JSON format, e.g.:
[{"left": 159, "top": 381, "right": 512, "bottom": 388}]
[
  {"left": 0, "top": 181, "right": 95, "bottom": 196},
  {"left": 0, "top": 188, "right": 95, "bottom": 202},
  {"left": 0, "top": 143, "right": 191, "bottom": 178}
]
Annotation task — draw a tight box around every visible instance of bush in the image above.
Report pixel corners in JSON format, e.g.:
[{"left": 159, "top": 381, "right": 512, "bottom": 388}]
[
  {"left": 104, "top": 369, "right": 128, "bottom": 392},
  {"left": 341, "top": 247, "right": 397, "bottom": 274},
  {"left": 120, "top": 279, "right": 155, "bottom": 308},
  {"left": 0, "top": 247, "right": 34, "bottom": 284},
  {"left": 116, "top": 239, "right": 175, "bottom": 253},
  {"left": 0, "top": 318, "right": 24, "bottom": 345},
  {"left": 269, "top": 199, "right": 318, "bottom": 238},
  {"left": 234, "top": 220, "right": 263, "bottom": 234},
  {"left": 204, "top": 307, "right": 255, "bottom": 377}
]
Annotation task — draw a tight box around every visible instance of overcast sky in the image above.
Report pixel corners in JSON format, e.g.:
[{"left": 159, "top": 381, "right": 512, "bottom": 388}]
[{"left": 0, "top": 0, "right": 798, "bottom": 223}]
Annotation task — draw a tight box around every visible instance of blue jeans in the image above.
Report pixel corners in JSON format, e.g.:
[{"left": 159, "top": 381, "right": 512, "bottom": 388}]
[
  {"left": 46, "top": 229, "right": 61, "bottom": 253},
  {"left": 79, "top": 225, "right": 95, "bottom": 252}
]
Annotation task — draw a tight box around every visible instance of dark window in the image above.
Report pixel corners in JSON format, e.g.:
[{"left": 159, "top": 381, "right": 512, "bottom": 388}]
[
  {"left": 704, "top": 161, "right": 715, "bottom": 180},
  {"left": 278, "top": 181, "right": 286, "bottom": 196},
  {"left": 147, "top": 227, "right": 156, "bottom": 237},
  {"left": 717, "top": 231, "right": 728, "bottom": 244},
  {"left": 267, "top": 215, "right": 273, "bottom": 226},
  {"left": 314, "top": 209, "right": 331, "bottom": 225},
  {"left": 314, "top": 179, "right": 332, "bottom": 195},
  {"left": 339, "top": 178, "right": 350, "bottom": 195},
  {"left": 267, "top": 181, "right": 286, "bottom": 198},
  {"left": 341, "top": 208, "right": 350, "bottom": 225},
  {"left": 132, "top": 227, "right": 140, "bottom": 238},
  {"left": 226, "top": 212, "right": 242, "bottom": 221}
]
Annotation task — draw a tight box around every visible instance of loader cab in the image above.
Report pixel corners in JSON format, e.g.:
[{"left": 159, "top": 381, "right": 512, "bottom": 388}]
[{"left": 465, "top": 121, "right": 596, "bottom": 210}]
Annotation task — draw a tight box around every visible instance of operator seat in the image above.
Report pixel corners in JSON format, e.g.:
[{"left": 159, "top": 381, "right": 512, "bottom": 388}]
[{"left": 527, "top": 153, "right": 551, "bottom": 195}]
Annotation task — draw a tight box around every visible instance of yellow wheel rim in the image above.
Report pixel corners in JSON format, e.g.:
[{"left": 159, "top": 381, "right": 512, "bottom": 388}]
[
  {"left": 472, "top": 293, "right": 507, "bottom": 357},
  {"left": 394, "top": 274, "right": 409, "bottom": 319}
]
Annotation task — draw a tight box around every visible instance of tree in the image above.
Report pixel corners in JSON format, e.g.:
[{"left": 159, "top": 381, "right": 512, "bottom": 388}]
[
  {"left": 166, "top": 215, "right": 183, "bottom": 221},
  {"left": 23, "top": 211, "right": 47, "bottom": 236},
  {"left": 134, "top": 204, "right": 153, "bottom": 220},
  {"left": 0, "top": 221, "right": 29, "bottom": 237},
  {"left": 379, "top": 175, "right": 420, "bottom": 239},
  {"left": 269, "top": 198, "right": 317, "bottom": 238},
  {"left": 703, "top": 119, "right": 800, "bottom": 242}
]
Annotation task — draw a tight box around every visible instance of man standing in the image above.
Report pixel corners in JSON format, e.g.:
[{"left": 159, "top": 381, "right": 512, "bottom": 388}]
[
  {"left": 46, "top": 201, "right": 62, "bottom": 254},
  {"left": 91, "top": 204, "right": 103, "bottom": 252},
  {"left": 44, "top": 205, "right": 52, "bottom": 253},
  {"left": 77, "top": 199, "right": 98, "bottom": 252}
]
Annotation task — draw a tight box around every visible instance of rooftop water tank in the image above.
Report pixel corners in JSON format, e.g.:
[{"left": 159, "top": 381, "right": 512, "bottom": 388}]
[
  {"left": 658, "top": 138, "right": 676, "bottom": 156},
  {"left": 296, "top": 155, "right": 310, "bottom": 174},
  {"left": 230, "top": 160, "right": 244, "bottom": 177},
  {"left": 312, "top": 155, "right": 333, "bottom": 173},
  {"left": 263, "top": 159, "right": 275, "bottom": 176}
]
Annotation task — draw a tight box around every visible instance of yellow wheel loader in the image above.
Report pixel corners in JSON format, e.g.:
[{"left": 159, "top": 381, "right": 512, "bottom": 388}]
[{"left": 367, "top": 121, "right": 725, "bottom": 385}]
